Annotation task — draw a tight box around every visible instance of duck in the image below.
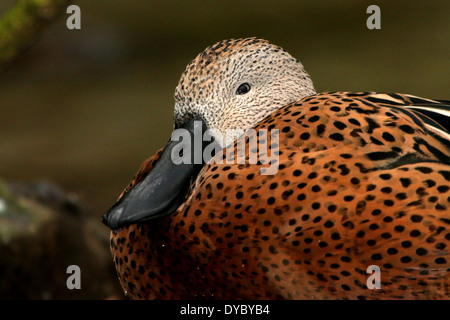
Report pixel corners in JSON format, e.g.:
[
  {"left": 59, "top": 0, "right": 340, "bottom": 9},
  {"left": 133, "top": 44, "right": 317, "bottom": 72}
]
[{"left": 102, "top": 37, "right": 450, "bottom": 299}]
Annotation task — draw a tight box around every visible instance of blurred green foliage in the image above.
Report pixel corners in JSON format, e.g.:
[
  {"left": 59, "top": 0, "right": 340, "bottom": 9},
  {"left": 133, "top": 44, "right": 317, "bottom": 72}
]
[{"left": 0, "top": 0, "right": 70, "bottom": 70}]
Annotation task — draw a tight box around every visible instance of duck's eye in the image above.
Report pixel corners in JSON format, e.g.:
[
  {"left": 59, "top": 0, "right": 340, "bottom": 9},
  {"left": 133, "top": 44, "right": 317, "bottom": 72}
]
[{"left": 236, "top": 83, "right": 251, "bottom": 95}]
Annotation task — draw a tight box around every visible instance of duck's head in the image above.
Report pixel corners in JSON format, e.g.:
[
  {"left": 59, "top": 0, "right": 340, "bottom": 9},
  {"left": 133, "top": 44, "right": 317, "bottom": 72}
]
[
  {"left": 103, "top": 37, "right": 316, "bottom": 230},
  {"left": 175, "top": 37, "right": 315, "bottom": 146}
]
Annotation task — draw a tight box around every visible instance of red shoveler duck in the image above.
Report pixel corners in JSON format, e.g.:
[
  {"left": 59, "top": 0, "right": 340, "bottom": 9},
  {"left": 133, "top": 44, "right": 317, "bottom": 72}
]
[{"left": 103, "top": 37, "right": 450, "bottom": 300}]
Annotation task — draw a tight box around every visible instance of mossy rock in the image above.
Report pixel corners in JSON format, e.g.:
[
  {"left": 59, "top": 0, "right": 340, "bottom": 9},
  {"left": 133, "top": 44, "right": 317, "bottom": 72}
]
[{"left": 0, "top": 180, "right": 122, "bottom": 299}]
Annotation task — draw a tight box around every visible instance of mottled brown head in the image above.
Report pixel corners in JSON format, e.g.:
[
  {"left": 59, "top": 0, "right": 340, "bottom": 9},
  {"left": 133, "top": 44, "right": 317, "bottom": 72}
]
[{"left": 174, "top": 37, "right": 316, "bottom": 146}]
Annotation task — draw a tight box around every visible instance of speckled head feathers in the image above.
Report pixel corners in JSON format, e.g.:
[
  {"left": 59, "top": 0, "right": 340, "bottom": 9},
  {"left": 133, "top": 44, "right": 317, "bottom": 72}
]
[{"left": 174, "top": 37, "right": 316, "bottom": 146}]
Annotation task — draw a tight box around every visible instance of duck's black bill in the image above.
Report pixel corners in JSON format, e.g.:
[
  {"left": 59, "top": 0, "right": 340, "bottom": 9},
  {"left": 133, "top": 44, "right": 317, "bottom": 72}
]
[{"left": 102, "top": 118, "right": 216, "bottom": 231}]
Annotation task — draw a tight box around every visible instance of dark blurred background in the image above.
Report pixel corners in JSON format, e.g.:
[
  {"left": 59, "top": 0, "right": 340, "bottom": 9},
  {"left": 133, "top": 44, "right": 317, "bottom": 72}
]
[{"left": 0, "top": 0, "right": 448, "bottom": 298}]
